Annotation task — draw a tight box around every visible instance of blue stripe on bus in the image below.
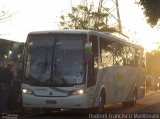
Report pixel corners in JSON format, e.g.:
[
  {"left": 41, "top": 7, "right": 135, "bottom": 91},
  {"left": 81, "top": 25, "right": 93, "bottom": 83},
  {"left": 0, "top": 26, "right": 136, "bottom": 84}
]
[{"left": 50, "top": 87, "right": 70, "bottom": 94}]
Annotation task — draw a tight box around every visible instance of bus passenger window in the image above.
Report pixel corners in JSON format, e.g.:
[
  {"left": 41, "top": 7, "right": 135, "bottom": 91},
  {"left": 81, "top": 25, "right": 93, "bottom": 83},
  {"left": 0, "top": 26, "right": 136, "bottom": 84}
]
[
  {"left": 135, "top": 49, "right": 141, "bottom": 67},
  {"left": 100, "top": 38, "right": 114, "bottom": 66}
]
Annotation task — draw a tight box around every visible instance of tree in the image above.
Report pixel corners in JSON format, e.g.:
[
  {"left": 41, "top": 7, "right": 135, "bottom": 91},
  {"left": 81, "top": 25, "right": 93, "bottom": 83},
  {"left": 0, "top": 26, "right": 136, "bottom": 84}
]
[
  {"left": 59, "top": 0, "right": 116, "bottom": 32},
  {"left": 138, "top": 0, "right": 160, "bottom": 27},
  {"left": 146, "top": 50, "right": 160, "bottom": 77},
  {"left": 0, "top": 10, "right": 11, "bottom": 21},
  {"left": 0, "top": 0, "right": 12, "bottom": 22},
  {"left": 0, "top": 1, "right": 12, "bottom": 36}
]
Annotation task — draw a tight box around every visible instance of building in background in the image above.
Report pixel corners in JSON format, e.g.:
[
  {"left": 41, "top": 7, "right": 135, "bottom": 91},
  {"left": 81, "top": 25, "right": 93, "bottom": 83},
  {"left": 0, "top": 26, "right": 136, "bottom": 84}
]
[{"left": 0, "top": 38, "right": 24, "bottom": 78}]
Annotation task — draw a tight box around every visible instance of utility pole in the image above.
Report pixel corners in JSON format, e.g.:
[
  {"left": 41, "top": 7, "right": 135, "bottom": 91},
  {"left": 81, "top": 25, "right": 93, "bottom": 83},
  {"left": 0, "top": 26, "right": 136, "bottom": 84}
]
[
  {"left": 102, "top": 0, "right": 122, "bottom": 33},
  {"left": 115, "top": 0, "right": 122, "bottom": 33},
  {"left": 70, "top": 0, "right": 123, "bottom": 34}
]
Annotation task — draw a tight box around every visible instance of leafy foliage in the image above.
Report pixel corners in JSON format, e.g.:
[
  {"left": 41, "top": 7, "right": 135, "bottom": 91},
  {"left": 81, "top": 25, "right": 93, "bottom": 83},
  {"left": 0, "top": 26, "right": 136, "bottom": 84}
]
[
  {"left": 146, "top": 50, "right": 160, "bottom": 77},
  {"left": 0, "top": 2, "right": 12, "bottom": 36},
  {"left": 138, "top": 0, "right": 160, "bottom": 27},
  {"left": 0, "top": 10, "right": 11, "bottom": 21},
  {"left": 59, "top": 0, "right": 116, "bottom": 32},
  {"left": 0, "top": 0, "right": 12, "bottom": 22}
]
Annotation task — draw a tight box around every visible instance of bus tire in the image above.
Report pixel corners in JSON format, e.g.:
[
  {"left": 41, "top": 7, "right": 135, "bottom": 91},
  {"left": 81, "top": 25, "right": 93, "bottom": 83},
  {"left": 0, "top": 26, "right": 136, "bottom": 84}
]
[
  {"left": 97, "top": 90, "right": 106, "bottom": 113},
  {"left": 129, "top": 90, "right": 137, "bottom": 107},
  {"left": 122, "top": 89, "right": 137, "bottom": 107}
]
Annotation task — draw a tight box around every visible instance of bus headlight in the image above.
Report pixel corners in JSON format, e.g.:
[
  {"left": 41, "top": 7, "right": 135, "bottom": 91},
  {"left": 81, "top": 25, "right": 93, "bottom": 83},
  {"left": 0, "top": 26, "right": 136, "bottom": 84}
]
[
  {"left": 22, "top": 88, "right": 34, "bottom": 95},
  {"left": 70, "top": 89, "right": 85, "bottom": 95},
  {"left": 157, "top": 83, "right": 160, "bottom": 88}
]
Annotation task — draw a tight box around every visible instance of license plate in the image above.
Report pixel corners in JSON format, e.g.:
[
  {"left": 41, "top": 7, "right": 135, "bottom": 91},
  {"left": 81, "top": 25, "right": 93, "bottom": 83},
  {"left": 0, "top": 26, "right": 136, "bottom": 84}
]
[{"left": 46, "top": 100, "right": 56, "bottom": 104}]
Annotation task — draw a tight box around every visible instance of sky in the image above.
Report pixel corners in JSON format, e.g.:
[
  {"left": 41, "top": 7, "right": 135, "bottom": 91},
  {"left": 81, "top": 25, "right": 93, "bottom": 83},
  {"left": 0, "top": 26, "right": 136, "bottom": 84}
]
[{"left": 0, "top": 0, "right": 160, "bottom": 51}]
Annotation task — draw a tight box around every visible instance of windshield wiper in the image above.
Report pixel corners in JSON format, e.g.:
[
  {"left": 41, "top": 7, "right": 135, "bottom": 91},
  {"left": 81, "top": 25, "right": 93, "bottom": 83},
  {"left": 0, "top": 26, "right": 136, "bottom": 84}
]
[
  {"left": 44, "top": 49, "right": 48, "bottom": 71},
  {"left": 24, "top": 75, "right": 42, "bottom": 85},
  {"left": 54, "top": 64, "right": 67, "bottom": 85},
  {"left": 50, "top": 39, "right": 68, "bottom": 85}
]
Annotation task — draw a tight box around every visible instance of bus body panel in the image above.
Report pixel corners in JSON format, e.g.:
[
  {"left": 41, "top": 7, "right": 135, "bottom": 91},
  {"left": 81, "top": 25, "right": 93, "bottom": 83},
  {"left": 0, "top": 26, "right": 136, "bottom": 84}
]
[
  {"left": 22, "top": 84, "right": 96, "bottom": 109},
  {"left": 91, "top": 66, "right": 146, "bottom": 107},
  {"left": 22, "top": 93, "right": 90, "bottom": 109}
]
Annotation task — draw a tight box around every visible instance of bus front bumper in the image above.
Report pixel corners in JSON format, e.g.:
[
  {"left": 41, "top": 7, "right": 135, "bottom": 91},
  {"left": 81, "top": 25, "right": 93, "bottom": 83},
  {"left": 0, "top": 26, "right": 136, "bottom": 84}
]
[{"left": 22, "top": 94, "right": 91, "bottom": 109}]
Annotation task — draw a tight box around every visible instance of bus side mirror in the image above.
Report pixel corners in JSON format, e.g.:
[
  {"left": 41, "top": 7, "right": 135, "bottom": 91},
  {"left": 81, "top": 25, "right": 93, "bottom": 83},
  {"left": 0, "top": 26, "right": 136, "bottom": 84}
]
[{"left": 84, "top": 42, "right": 92, "bottom": 61}]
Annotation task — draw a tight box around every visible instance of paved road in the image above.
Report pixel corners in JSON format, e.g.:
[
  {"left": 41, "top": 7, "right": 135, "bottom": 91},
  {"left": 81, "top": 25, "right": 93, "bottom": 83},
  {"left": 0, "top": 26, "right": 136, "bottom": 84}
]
[{"left": 3, "top": 90, "right": 160, "bottom": 119}]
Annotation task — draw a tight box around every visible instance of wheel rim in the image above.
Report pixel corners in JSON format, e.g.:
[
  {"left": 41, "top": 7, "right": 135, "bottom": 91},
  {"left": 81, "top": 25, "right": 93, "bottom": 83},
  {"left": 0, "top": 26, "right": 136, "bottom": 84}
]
[
  {"left": 133, "top": 92, "right": 136, "bottom": 104},
  {"left": 99, "top": 95, "right": 104, "bottom": 112}
]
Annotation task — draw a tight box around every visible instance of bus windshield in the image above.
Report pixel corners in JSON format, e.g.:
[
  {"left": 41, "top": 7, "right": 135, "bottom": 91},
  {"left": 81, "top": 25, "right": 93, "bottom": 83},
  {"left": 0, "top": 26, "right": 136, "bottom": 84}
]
[{"left": 24, "top": 34, "right": 85, "bottom": 86}]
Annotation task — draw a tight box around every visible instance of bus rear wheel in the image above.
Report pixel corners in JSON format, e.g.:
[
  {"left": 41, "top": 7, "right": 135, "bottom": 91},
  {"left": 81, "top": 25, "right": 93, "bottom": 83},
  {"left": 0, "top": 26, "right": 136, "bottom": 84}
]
[
  {"left": 129, "top": 90, "right": 137, "bottom": 106},
  {"left": 122, "top": 90, "right": 137, "bottom": 107}
]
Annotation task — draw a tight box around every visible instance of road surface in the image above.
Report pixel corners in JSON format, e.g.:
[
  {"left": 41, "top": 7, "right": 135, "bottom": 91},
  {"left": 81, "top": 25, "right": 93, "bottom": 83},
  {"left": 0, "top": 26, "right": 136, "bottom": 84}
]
[{"left": 2, "top": 90, "right": 160, "bottom": 119}]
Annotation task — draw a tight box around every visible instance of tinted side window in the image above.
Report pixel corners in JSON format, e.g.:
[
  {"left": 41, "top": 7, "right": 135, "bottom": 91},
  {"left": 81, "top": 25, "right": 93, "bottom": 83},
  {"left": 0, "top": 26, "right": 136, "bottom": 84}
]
[
  {"left": 88, "top": 35, "right": 98, "bottom": 86},
  {"left": 100, "top": 37, "right": 114, "bottom": 66}
]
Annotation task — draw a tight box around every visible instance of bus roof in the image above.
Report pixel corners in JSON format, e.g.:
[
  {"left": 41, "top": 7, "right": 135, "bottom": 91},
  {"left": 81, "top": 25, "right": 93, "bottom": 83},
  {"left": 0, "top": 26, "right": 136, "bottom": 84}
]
[
  {"left": 28, "top": 29, "right": 97, "bottom": 35},
  {"left": 28, "top": 29, "right": 143, "bottom": 50}
]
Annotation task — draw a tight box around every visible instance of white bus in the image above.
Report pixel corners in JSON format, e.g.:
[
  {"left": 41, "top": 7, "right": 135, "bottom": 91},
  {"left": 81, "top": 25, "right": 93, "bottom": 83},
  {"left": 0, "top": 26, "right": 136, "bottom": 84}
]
[{"left": 21, "top": 30, "right": 146, "bottom": 113}]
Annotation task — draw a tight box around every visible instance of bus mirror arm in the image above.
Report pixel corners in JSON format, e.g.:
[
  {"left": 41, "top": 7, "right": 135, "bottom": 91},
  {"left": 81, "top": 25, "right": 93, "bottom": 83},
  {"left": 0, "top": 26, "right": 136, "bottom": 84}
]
[{"left": 84, "top": 42, "right": 92, "bottom": 61}]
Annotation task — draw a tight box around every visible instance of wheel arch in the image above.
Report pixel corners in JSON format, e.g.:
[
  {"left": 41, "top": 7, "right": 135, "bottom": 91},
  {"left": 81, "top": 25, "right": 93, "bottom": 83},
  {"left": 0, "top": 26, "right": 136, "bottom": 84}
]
[{"left": 99, "top": 86, "right": 106, "bottom": 104}]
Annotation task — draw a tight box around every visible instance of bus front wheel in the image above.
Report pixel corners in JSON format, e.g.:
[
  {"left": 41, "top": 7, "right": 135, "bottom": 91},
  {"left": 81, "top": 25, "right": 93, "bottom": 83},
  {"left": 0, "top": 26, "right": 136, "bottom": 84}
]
[{"left": 98, "top": 91, "right": 106, "bottom": 113}]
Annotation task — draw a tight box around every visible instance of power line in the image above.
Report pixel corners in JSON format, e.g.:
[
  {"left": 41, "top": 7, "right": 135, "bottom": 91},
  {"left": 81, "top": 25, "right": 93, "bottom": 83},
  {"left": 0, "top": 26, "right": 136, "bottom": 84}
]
[{"left": 103, "top": 0, "right": 122, "bottom": 33}]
